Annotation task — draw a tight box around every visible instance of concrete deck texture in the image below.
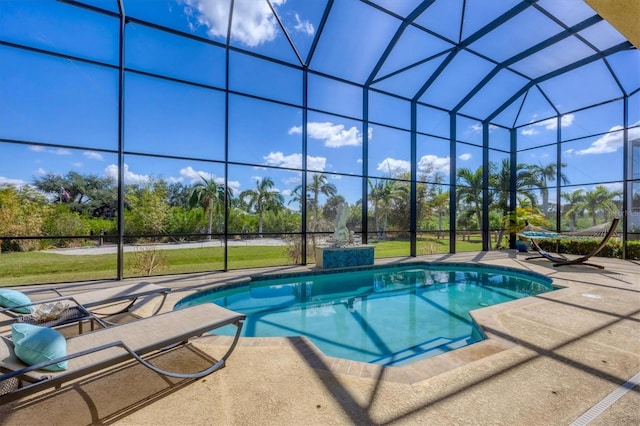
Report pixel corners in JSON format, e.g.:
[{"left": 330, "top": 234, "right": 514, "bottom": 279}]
[{"left": 1, "top": 250, "right": 638, "bottom": 425}]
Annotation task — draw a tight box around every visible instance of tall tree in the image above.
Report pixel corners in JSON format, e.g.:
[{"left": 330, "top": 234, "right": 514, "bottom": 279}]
[
  {"left": 489, "top": 159, "right": 538, "bottom": 248},
  {"left": 0, "top": 186, "right": 49, "bottom": 252},
  {"left": 307, "top": 173, "right": 337, "bottom": 233},
  {"left": 322, "top": 195, "right": 346, "bottom": 225},
  {"left": 490, "top": 159, "right": 536, "bottom": 210},
  {"left": 582, "top": 185, "right": 621, "bottom": 226},
  {"left": 167, "top": 182, "right": 191, "bottom": 208},
  {"left": 239, "top": 177, "right": 284, "bottom": 237},
  {"left": 32, "top": 171, "right": 117, "bottom": 218},
  {"left": 288, "top": 184, "right": 304, "bottom": 212},
  {"left": 562, "top": 189, "right": 586, "bottom": 231},
  {"left": 188, "top": 175, "right": 229, "bottom": 239},
  {"left": 456, "top": 167, "right": 484, "bottom": 230},
  {"left": 368, "top": 178, "right": 408, "bottom": 239},
  {"left": 125, "top": 181, "right": 170, "bottom": 237},
  {"left": 430, "top": 187, "right": 449, "bottom": 238},
  {"left": 525, "top": 162, "right": 569, "bottom": 217},
  {"left": 368, "top": 179, "right": 385, "bottom": 239}
]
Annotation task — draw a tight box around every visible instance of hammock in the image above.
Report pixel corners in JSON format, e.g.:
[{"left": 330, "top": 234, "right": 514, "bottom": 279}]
[
  {"left": 520, "top": 220, "right": 619, "bottom": 240},
  {"left": 519, "top": 218, "right": 619, "bottom": 269}
]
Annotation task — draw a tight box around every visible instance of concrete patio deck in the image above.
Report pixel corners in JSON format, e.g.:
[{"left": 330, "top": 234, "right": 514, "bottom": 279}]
[{"left": 1, "top": 250, "right": 638, "bottom": 425}]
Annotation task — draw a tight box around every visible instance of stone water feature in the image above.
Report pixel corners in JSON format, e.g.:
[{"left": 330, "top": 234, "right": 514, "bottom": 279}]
[{"left": 315, "top": 202, "right": 374, "bottom": 269}]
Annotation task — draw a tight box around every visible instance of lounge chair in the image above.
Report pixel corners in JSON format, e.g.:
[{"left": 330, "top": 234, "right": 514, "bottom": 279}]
[
  {"left": 0, "top": 303, "right": 245, "bottom": 403},
  {"left": 0, "top": 282, "right": 171, "bottom": 329},
  {"left": 522, "top": 218, "right": 619, "bottom": 269}
]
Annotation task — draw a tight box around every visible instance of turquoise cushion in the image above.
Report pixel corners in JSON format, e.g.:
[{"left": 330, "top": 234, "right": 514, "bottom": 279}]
[
  {"left": 0, "top": 289, "right": 34, "bottom": 314},
  {"left": 11, "top": 323, "right": 68, "bottom": 371}
]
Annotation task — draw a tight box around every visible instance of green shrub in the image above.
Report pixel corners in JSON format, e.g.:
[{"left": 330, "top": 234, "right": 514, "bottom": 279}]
[
  {"left": 42, "top": 206, "right": 89, "bottom": 248},
  {"left": 626, "top": 241, "right": 640, "bottom": 260},
  {"left": 537, "top": 238, "right": 622, "bottom": 259}
]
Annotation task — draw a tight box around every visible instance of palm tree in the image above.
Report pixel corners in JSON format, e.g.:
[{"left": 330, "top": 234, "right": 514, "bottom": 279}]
[
  {"left": 489, "top": 159, "right": 538, "bottom": 248},
  {"left": 491, "top": 159, "right": 538, "bottom": 209},
  {"left": 525, "top": 162, "right": 569, "bottom": 218},
  {"left": 562, "top": 189, "right": 586, "bottom": 231},
  {"left": 368, "top": 178, "right": 408, "bottom": 239},
  {"left": 239, "top": 177, "right": 285, "bottom": 237},
  {"left": 188, "top": 175, "right": 229, "bottom": 240},
  {"left": 456, "top": 166, "right": 483, "bottom": 230},
  {"left": 288, "top": 184, "right": 303, "bottom": 212},
  {"left": 430, "top": 187, "right": 449, "bottom": 239},
  {"left": 307, "top": 173, "right": 337, "bottom": 233},
  {"left": 582, "top": 185, "right": 621, "bottom": 226},
  {"left": 368, "top": 179, "right": 385, "bottom": 239}
]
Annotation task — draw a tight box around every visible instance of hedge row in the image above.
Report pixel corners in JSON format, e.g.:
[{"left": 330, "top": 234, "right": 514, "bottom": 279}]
[{"left": 535, "top": 239, "right": 640, "bottom": 260}]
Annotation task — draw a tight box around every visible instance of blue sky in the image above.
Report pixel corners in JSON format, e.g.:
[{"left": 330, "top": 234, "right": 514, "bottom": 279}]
[{"left": 1, "top": 0, "right": 639, "bottom": 206}]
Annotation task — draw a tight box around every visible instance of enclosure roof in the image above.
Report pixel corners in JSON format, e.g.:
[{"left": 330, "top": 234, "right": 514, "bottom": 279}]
[
  {"left": 120, "top": 0, "right": 637, "bottom": 128},
  {"left": 5, "top": 0, "right": 640, "bottom": 128}
]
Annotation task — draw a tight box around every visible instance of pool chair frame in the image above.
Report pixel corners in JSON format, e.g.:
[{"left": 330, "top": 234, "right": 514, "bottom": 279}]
[
  {"left": 1, "top": 282, "right": 171, "bottom": 328},
  {"left": 0, "top": 303, "right": 245, "bottom": 403},
  {"left": 525, "top": 218, "right": 619, "bottom": 269}
]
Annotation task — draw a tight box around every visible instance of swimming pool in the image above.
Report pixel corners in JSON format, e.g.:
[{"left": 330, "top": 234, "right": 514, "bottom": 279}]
[{"left": 175, "top": 263, "right": 555, "bottom": 367}]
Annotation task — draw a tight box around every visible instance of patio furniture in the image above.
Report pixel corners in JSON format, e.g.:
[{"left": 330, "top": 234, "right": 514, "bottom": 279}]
[
  {"left": 520, "top": 218, "right": 619, "bottom": 269},
  {"left": 0, "top": 303, "right": 245, "bottom": 403},
  {"left": 0, "top": 283, "right": 171, "bottom": 330}
]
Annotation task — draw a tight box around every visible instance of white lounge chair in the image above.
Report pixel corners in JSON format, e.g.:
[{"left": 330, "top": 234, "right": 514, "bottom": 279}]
[
  {"left": 0, "top": 303, "right": 245, "bottom": 403},
  {"left": 0, "top": 282, "right": 171, "bottom": 328}
]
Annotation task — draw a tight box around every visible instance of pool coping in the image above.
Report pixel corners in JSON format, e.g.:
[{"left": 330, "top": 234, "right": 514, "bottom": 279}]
[
  {"left": 4, "top": 253, "right": 637, "bottom": 425},
  {"left": 182, "top": 262, "right": 574, "bottom": 385}
]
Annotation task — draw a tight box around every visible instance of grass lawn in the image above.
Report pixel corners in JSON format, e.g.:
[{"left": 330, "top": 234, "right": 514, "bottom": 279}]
[{"left": 0, "top": 238, "right": 482, "bottom": 286}]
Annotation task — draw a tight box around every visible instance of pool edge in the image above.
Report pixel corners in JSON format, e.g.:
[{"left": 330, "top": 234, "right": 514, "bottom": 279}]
[{"left": 186, "top": 267, "right": 573, "bottom": 385}]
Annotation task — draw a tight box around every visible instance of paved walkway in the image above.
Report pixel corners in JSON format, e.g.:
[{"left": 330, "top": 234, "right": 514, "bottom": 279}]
[
  {"left": 45, "top": 238, "right": 288, "bottom": 255},
  {"left": 1, "top": 251, "right": 638, "bottom": 425}
]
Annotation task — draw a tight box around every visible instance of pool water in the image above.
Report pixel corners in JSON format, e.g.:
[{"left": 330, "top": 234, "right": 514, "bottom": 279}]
[{"left": 175, "top": 263, "right": 554, "bottom": 366}]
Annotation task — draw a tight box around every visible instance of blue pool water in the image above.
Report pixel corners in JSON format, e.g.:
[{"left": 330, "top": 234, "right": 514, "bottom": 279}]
[{"left": 175, "top": 263, "right": 554, "bottom": 366}]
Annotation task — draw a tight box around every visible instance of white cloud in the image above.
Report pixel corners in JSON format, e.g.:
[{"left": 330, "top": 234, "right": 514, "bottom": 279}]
[
  {"left": 294, "top": 13, "right": 314, "bottom": 35},
  {"left": 83, "top": 151, "right": 104, "bottom": 161},
  {"left": 576, "top": 131, "right": 622, "bottom": 155},
  {"left": 35, "top": 168, "right": 46, "bottom": 175},
  {"left": 228, "top": 180, "right": 241, "bottom": 194},
  {"left": 576, "top": 122, "right": 640, "bottom": 155},
  {"left": 417, "top": 155, "right": 450, "bottom": 176},
  {"left": 179, "top": 166, "right": 212, "bottom": 183},
  {"left": 182, "top": 0, "right": 286, "bottom": 47},
  {"left": 0, "top": 176, "right": 26, "bottom": 187},
  {"left": 522, "top": 114, "right": 575, "bottom": 136},
  {"left": 52, "top": 148, "right": 71, "bottom": 156},
  {"left": 289, "top": 122, "right": 369, "bottom": 148},
  {"left": 283, "top": 176, "right": 301, "bottom": 186},
  {"left": 550, "top": 114, "right": 574, "bottom": 129},
  {"left": 263, "top": 151, "right": 327, "bottom": 171},
  {"left": 176, "top": 166, "right": 240, "bottom": 193},
  {"left": 104, "top": 163, "right": 150, "bottom": 185},
  {"left": 469, "top": 123, "right": 498, "bottom": 134},
  {"left": 599, "top": 182, "right": 623, "bottom": 194},
  {"left": 72, "top": 162, "right": 83, "bottom": 168},
  {"left": 26, "top": 145, "right": 71, "bottom": 155},
  {"left": 264, "top": 152, "right": 302, "bottom": 169},
  {"left": 377, "top": 158, "right": 410, "bottom": 175},
  {"left": 459, "top": 153, "right": 472, "bottom": 161}
]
